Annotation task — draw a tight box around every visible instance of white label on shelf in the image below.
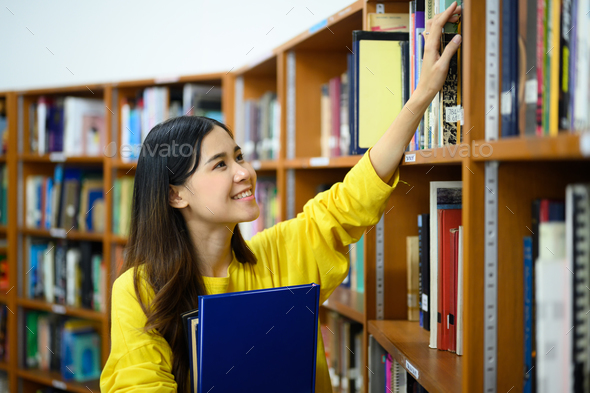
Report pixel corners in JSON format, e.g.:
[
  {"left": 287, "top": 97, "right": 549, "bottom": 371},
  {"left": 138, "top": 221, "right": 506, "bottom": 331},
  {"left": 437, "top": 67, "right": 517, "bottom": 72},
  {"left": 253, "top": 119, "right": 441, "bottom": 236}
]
[
  {"left": 501, "top": 92, "right": 513, "bottom": 116},
  {"left": 154, "top": 75, "right": 180, "bottom": 84},
  {"left": 49, "top": 228, "right": 67, "bottom": 238},
  {"left": 52, "top": 380, "right": 67, "bottom": 390},
  {"left": 49, "top": 152, "right": 66, "bottom": 162},
  {"left": 445, "top": 105, "right": 463, "bottom": 123},
  {"left": 525, "top": 79, "right": 538, "bottom": 104},
  {"left": 405, "top": 153, "right": 416, "bottom": 163},
  {"left": 407, "top": 294, "right": 417, "bottom": 307},
  {"left": 251, "top": 160, "right": 261, "bottom": 170},
  {"left": 310, "top": 157, "right": 330, "bottom": 167},
  {"left": 52, "top": 304, "right": 66, "bottom": 314},
  {"left": 422, "top": 294, "right": 429, "bottom": 311},
  {"left": 406, "top": 360, "right": 419, "bottom": 379},
  {"left": 580, "top": 132, "right": 590, "bottom": 157}
]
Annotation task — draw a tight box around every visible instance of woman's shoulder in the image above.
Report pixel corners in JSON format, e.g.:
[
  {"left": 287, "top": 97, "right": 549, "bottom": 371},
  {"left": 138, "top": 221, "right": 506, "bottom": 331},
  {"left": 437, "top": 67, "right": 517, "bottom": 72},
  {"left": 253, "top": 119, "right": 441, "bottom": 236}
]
[{"left": 112, "top": 265, "right": 154, "bottom": 302}]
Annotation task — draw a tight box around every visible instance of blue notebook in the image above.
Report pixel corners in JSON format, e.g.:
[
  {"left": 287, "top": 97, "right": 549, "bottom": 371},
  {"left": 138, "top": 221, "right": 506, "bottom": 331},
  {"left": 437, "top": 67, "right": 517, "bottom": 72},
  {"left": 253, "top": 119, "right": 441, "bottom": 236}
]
[{"left": 186, "top": 283, "right": 321, "bottom": 393}]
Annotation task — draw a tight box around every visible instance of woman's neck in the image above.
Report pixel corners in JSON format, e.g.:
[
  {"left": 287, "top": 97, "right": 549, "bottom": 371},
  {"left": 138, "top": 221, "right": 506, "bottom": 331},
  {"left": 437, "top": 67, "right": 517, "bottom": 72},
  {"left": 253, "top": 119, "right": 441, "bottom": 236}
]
[{"left": 188, "top": 221, "right": 236, "bottom": 278}]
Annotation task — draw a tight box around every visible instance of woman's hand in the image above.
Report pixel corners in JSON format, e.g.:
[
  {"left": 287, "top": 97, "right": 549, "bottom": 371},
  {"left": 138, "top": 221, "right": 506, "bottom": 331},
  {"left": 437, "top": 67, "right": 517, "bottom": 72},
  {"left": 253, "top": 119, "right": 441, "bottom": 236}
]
[{"left": 414, "top": 1, "right": 463, "bottom": 101}]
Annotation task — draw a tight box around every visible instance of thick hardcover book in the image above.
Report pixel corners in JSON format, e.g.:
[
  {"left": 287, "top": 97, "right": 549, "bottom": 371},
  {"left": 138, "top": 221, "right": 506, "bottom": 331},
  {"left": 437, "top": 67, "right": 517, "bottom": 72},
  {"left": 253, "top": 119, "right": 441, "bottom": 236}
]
[
  {"left": 418, "top": 213, "right": 431, "bottom": 331},
  {"left": 186, "top": 283, "right": 320, "bottom": 393},
  {"left": 566, "top": 184, "right": 590, "bottom": 393},
  {"left": 351, "top": 31, "right": 409, "bottom": 155}
]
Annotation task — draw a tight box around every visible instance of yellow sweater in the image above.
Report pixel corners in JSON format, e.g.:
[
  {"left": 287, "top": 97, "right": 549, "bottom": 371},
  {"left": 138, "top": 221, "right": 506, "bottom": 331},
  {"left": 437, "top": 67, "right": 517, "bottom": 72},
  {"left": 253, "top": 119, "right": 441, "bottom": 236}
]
[{"left": 100, "top": 148, "right": 399, "bottom": 392}]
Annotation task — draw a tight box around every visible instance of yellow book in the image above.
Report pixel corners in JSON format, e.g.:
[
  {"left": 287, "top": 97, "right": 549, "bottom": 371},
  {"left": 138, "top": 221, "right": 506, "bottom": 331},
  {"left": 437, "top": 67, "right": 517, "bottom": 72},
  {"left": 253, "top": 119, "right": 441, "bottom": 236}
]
[
  {"left": 406, "top": 236, "right": 420, "bottom": 321},
  {"left": 549, "top": 0, "right": 561, "bottom": 135},
  {"left": 359, "top": 40, "right": 403, "bottom": 149}
]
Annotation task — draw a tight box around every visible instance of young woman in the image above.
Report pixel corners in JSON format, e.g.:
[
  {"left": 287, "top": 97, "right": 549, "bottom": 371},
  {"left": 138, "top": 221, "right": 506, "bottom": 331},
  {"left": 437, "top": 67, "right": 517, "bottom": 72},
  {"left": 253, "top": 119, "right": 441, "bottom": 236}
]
[{"left": 100, "top": 4, "right": 462, "bottom": 392}]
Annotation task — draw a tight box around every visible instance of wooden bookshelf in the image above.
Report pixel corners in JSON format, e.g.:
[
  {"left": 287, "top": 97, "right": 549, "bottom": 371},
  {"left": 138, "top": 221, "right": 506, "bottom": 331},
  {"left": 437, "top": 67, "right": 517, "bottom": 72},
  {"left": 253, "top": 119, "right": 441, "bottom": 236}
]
[
  {"left": 323, "top": 286, "right": 364, "bottom": 323},
  {"left": 368, "top": 320, "right": 462, "bottom": 393},
  {"left": 19, "top": 227, "right": 104, "bottom": 242},
  {"left": 17, "top": 369, "right": 100, "bottom": 393},
  {"left": 17, "top": 298, "right": 105, "bottom": 322},
  {"left": 2, "top": 0, "right": 588, "bottom": 392},
  {"left": 471, "top": 132, "right": 590, "bottom": 161}
]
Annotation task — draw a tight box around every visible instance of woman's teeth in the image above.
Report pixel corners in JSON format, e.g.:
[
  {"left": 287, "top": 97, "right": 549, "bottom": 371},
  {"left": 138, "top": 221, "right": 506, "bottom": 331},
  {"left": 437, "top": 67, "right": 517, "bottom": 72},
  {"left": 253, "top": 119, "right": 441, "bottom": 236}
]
[{"left": 232, "top": 190, "right": 253, "bottom": 200}]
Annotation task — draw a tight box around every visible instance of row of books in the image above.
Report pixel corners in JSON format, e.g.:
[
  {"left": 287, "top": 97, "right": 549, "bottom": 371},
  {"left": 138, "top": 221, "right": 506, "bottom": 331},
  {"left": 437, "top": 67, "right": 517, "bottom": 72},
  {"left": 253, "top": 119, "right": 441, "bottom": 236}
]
[
  {"left": 406, "top": 0, "right": 463, "bottom": 150},
  {"left": 0, "top": 305, "right": 7, "bottom": 363},
  {"left": 26, "top": 312, "right": 101, "bottom": 382},
  {"left": 410, "top": 182, "right": 464, "bottom": 355},
  {"left": 385, "top": 355, "right": 429, "bottom": 393},
  {"left": 112, "top": 175, "right": 134, "bottom": 237},
  {"left": 368, "top": 337, "right": 429, "bottom": 392},
  {"left": 27, "top": 239, "right": 105, "bottom": 311},
  {"left": 341, "top": 235, "right": 366, "bottom": 294},
  {"left": 524, "top": 186, "right": 590, "bottom": 392},
  {"left": 238, "top": 178, "right": 278, "bottom": 241},
  {"left": 0, "top": 254, "right": 8, "bottom": 292},
  {"left": 26, "top": 166, "right": 104, "bottom": 233},
  {"left": 321, "top": 311, "right": 363, "bottom": 393},
  {"left": 0, "top": 165, "right": 7, "bottom": 225},
  {"left": 28, "top": 96, "right": 106, "bottom": 156},
  {"left": 241, "top": 92, "right": 280, "bottom": 161},
  {"left": 501, "top": 0, "right": 590, "bottom": 137},
  {"left": 0, "top": 98, "right": 7, "bottom": 155},
  {"left": 320, "top": 72, "right": 351, "bottom": 157},
  {"left": 120, "top": 84, "right": 223, "bottom": 162}
]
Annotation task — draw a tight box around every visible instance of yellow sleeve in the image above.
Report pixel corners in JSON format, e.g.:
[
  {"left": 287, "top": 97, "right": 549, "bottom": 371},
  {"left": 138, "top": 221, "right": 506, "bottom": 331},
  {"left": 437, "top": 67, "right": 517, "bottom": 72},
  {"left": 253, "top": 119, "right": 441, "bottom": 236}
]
[
  {"left": 248, "top": 147, "right": 399, "bottom": 304},
  {"left": 100, "top": 270, "right": 177, "bottom": 392}
]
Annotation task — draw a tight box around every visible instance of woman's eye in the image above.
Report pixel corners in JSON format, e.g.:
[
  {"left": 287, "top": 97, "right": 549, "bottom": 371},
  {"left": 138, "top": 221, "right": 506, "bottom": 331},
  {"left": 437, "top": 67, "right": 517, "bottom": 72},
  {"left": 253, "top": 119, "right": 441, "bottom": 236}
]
[
  {"left": 215, "top": 161, "right": 226, "bottom": 169},
  {"left": 237, "top": 153, "right": 244, "bottom": 161}
]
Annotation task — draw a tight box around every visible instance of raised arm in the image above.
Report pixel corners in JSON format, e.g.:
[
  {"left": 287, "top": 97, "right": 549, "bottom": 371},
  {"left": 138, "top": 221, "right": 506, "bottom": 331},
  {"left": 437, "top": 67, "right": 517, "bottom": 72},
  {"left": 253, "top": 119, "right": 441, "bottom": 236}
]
[{"left": 369, "top": 2, "right": 462, "bottom": 185}]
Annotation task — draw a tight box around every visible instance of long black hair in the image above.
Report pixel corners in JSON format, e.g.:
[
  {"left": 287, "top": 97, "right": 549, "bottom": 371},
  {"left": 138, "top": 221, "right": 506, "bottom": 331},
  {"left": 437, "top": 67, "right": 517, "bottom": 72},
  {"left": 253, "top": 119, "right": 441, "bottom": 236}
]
[{"left": 120, "top": 116, "right": 257, "bottom": 392}]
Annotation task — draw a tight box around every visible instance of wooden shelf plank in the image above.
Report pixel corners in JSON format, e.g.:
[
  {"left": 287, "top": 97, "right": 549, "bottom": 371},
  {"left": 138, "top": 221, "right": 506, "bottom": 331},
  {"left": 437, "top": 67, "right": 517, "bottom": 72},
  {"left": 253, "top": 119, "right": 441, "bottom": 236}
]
[
  {"left": 110, "top": 160, "right": 138, "bottom": 170},
  {"left": 18, "top": 298, "right": 105, "bottom": 321},
  {"left": 368, "top": 320, "right": 462, "bottom": 393},
  {"left": 20, "top": 227, "right": 104, "bottom": 242},
  {"left": 19, "top": 154, "right": 104, "bottom": 164},
  {"left": 0, "top": 361, "right": 8, "bottom": 371},
  {"left": 110, "top": 234, "right": 128, "bottom": 245},
  {"left": 251, "top": 159, "right": 279, "bottom": 171},
  {"left": 17, "top": 369, "right": 100, "bottom": 393},
  {"left": 0, "top": 225, "right": 6, "bottom": 235},
  {"left": 112, "top": 72, "right": 225, "bottom": 89},
  {"left": 471, "top": 132, "right": 590, "bottom": 161},
  {"left": 276, "top": 0, "right": 363, "bottom": 52},
  {"left": 285, "top": 155, "right": 362, "bottom": 169},
  {"left": 234, "top": 51, "right": 277, "bottom": 77},
  {"left": 322, "top": 286, "right": 364, "bottom": 323},
  {"left": 0, "top": 156, "right": 6, "bottom": 163}
]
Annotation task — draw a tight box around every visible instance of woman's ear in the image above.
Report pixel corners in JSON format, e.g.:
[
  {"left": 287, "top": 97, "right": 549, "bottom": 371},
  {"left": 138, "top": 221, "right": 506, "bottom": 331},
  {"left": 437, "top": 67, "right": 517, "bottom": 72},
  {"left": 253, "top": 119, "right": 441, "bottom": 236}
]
[{"left": 169, "top": 185, "right": 189, "bottom": 209}]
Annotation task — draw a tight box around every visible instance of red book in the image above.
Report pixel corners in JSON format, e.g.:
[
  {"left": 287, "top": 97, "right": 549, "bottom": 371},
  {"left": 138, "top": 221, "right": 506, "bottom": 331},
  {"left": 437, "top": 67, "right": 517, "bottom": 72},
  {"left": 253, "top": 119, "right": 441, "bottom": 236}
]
[
  {"left": 437, "top": 208, "right": 462, "bottom": 351},
  {"left": 329, "top": 77, "right": 341, "bottom": 157},
  {"left": 448, "top": 228, "right": 459, "bottom": 353}
]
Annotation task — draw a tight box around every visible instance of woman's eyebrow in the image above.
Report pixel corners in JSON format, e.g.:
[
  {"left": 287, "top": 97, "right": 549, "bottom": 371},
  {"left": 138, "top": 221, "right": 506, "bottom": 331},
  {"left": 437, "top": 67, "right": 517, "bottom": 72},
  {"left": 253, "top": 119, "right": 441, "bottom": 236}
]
[{"left": 205, "top": 145, "right": 241, "bottom": 165}]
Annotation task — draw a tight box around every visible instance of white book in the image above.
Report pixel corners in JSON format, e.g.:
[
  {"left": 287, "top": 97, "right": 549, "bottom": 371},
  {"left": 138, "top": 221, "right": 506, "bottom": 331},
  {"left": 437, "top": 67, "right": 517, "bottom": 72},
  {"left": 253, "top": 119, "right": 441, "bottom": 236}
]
[
  {"left": 66, "top": 248, "right": 82, "bottom": 307},
  {"left": 429, "top": 181, "right": 463, "bottom": 349},
  {"left": 120, "top": 102, "right": 131, "bottom": 162},
  {"left": 43, "top": 242, "right": 55, "bottom": 303},
  {"left": 37, "top": 99, "right": 47, "bottom": 155},
  {"left": 573, "top": 0, "right": 590, "bottom": 131},
  {"left": 63, "top": 97, "right": 105, "bottom": 156}
]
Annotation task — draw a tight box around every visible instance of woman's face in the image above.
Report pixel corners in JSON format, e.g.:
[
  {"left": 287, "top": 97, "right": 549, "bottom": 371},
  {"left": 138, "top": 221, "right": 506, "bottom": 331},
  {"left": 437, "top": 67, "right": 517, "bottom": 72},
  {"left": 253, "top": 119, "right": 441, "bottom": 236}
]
[{"left": 181, "top": 126, "right": 259, "bottom": 225}]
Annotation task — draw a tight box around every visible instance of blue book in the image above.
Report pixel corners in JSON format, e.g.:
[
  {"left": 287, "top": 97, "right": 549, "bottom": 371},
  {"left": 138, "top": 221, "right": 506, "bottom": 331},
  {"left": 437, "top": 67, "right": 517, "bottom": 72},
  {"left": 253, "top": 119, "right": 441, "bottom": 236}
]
[
  {"left": 523, "top": 236, "right": 533, "bottom": 393},
  {"left": 188, "top": 283, "right": 320, "bottom": 393}
]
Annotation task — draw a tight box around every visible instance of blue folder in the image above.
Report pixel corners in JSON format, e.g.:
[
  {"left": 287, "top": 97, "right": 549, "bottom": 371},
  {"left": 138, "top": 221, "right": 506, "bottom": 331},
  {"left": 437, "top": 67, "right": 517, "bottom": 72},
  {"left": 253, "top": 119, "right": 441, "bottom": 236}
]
[{"left": 187, "top": 283, "right": 321, "bottom": 393}]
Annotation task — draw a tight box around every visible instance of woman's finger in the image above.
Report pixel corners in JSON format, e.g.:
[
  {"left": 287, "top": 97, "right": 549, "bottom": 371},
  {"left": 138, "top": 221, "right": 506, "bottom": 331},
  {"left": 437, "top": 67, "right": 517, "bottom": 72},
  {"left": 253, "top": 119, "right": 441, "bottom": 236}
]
[
  {"left": 439, "top": 34, "right": 462, "bottom": 66},
  {"left": 426, "top": 2, "right": 459, "bottom": 49}
]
